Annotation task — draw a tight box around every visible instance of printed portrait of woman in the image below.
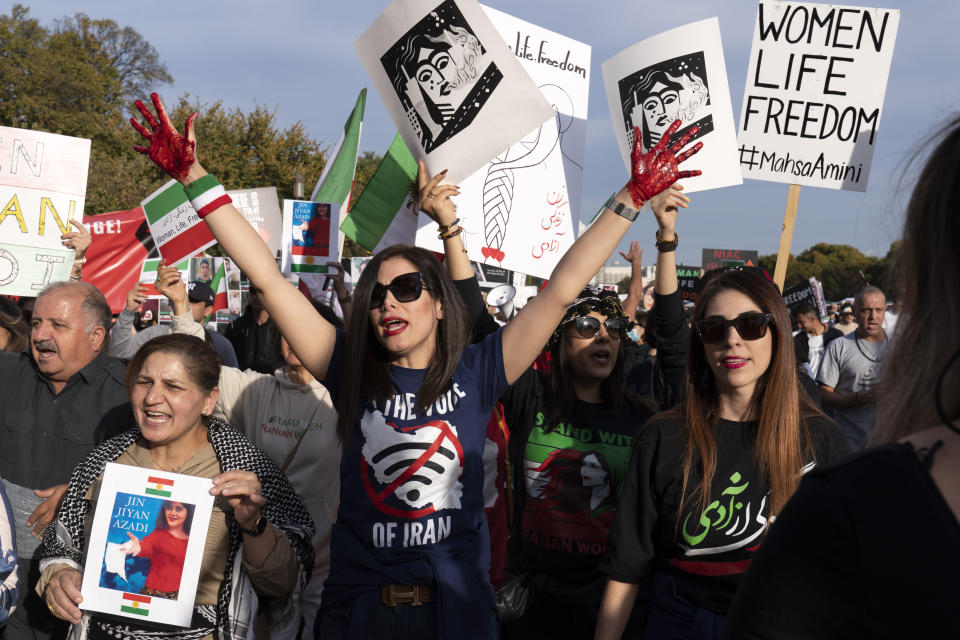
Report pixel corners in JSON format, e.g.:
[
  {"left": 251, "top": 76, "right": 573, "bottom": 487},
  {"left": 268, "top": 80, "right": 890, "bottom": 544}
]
[
  {"left": 618, "top": 51, "right": 714, "bottom": 154},
  {"left": 528, "top": 448, "right": 615, "bottom": 519},
  {"left": 381, "top": 0, "right": 502, "bottom": 152},
  {"left": 118, "top": 501, "right": 195, "bottom": 600}
]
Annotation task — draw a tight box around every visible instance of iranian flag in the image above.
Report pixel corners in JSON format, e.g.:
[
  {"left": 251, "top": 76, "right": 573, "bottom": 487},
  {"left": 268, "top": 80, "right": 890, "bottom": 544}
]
[
  {"left": 209, "top": 261, "right": 228, "bottom": 312},
  {"left": 341, "top": 132, "right": 419, "bottom": 253},
  {"left": 313, "top": 89, "right": 366, "bottom": 225},
  {"left": 299, "top": 89, "right": 365, "bottom": 296}
]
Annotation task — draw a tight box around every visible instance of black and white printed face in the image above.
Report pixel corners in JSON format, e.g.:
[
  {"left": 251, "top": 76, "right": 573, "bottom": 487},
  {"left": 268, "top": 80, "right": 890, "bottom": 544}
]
[
  {"left": 618, "top": 51, "right": 713, "bottom": 153},
  {"left": 381, "top": 0, "right": 502, "bottom": 153}
]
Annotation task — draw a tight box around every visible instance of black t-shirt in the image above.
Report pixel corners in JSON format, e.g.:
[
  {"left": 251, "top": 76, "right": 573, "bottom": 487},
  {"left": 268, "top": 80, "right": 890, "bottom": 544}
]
[
  {"left": 502, "top": 368, "right": 652, "bottom": 588},
  {"left": 601, "top": 412, "right": 848, "bottom": 615},
  {"left": 723, "top": 442, "right": 960, "bottom": 639}
]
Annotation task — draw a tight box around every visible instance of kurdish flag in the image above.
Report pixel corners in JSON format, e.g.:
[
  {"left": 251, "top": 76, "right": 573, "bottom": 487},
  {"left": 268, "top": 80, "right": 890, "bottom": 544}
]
[
  {"left": 341, "top": 133, "right": 419, "bottom": 253},
  {"left": 145, "top": 476, "right": 174, "bottom": 498},
  {"left": 209, "top": 261, "right": 228, "bottom": 313},
  {"left": 121, "top": 592, "right": 151, "bottom": 616}
]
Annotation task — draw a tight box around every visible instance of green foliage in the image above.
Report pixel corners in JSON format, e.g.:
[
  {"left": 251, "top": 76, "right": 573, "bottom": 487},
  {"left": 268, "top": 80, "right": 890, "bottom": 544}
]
[{"left": 760, "top": 242, "right": 901, "bottom": 301}]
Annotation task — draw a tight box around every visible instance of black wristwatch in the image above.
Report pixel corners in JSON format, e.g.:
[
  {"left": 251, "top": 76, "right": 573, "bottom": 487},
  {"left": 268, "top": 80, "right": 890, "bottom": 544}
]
[{"left": 237, "top": 513, "right": 268, "bottom": 537}]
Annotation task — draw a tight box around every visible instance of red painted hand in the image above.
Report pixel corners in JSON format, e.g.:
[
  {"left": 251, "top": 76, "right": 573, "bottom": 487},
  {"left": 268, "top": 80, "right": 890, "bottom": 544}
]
[
  {"left": 130, "top": 92, "right": 199, "bottom": 182},
  {"left": 628, "top": 120, "right": 703, "bottom": 208}
]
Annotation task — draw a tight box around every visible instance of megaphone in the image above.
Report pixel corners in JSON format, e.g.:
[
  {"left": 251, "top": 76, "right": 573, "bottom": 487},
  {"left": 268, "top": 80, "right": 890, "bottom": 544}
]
[{"left": 485, "top": 284, "right": 517, "bottom": 320}]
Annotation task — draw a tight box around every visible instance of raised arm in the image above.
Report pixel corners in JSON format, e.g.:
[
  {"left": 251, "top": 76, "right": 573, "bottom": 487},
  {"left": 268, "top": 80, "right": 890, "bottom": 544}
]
[
  {"left": 650, "top": 184, "right": 688, "bottom": 296},
  {"left": 619, "top": 241, "right": 644, "bottom": 321},
  {"left": 129, "top": 93, "right": 336, "bottom": 379},
  {"left": 500, "top": 121, "right": 702, "bottom": 383},
  {"left": 417, "top": 159, "right": 474, "bottom": 281}
]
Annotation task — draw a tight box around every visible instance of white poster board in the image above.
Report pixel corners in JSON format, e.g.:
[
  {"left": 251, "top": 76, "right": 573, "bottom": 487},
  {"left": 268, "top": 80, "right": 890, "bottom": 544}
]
[
  {"left": 355, "top": 0, "right": 553, "bottom": 184},
  {"left": 415, "top": 6, "right": 590, "bottom": 280},
  {"left": 0, "top": 127, "right": 90, "bottom": 295},
  {"left": 80, "top": 463, "right": 215, "bottom": 627},
  {"left": 281, "top": 200, "right": 340, "bottom": 274},
  {"left": 602, "top": 18, "right": 742, "bottom": 193},
  {"left": 227, "top": 186, "right": 282, "bottom": 256},
  {"left": 736, "top": 1, "right": 900, "bottom": 190}
]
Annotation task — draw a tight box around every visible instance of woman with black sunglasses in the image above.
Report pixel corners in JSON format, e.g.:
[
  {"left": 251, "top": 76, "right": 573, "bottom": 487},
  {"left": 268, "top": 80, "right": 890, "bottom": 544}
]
[
  {"left": 128, "top": 93, "right": 701, "bottom": 640},
  {"left": 487, "top": 186, "right": 692, "bottom": 639},
  {"left": 595, "top": 266, "right": 848, "bottom": 639}
]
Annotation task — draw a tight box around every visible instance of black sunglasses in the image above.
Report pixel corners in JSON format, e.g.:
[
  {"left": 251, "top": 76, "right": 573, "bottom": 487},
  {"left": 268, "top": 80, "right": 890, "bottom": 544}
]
[
  {"left": 565, "top": 316, "right": 629, "bottom": 340},
  {"left": 370, "top": 272, "right": 435, "bottom": 308},
  {"left": 697, "top": 312, "right": 774, "bottom": 344}
]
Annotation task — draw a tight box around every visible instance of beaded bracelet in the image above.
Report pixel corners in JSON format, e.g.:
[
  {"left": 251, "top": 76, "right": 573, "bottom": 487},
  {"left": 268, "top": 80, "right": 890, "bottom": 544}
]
[{"left": 439, "top": 226, "right": 463, "bottom": 241}]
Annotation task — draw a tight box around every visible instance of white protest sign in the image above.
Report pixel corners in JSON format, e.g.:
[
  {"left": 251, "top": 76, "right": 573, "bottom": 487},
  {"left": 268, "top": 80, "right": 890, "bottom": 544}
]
[
  {"left": 140, "top": 180, "right": 217, "bottom": 265},
  {"left": 80, "top": 463, "right": 215, "bottom": 627},
  {"left": 602, "top": 18, "right": 742, "bottom": 193},
  {"left": 355, "top": 0, "right": 553, "bottom": 184},
  {"left": 415, "top": 6, "right": 590, "bottom": 279},
  {"left": 227, "top": 186, "right": 282, "bottom": 256},
  {"left": 0, "top": 127, "right": 90, "bottom": 294},
  {"left": 281, "top": 200, "right": 340, "bottom": 274},
  {"left": 737, "top": 1, "right": 900, "bottom": 190}
]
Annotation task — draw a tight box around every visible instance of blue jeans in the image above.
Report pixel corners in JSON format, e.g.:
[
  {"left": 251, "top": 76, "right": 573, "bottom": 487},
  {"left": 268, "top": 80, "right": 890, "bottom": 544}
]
[{"left": 641, "top": 573, "right": 726, "bottom": 640}]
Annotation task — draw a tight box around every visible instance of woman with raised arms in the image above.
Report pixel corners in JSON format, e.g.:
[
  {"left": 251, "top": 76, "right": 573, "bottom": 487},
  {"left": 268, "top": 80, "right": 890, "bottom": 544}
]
[{"left": 129, "top": 93, "right": 701, "bottom": 639}]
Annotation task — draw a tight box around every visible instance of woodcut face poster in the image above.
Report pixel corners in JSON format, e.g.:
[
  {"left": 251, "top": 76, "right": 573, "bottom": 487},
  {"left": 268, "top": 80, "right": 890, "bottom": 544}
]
[
  {"left": 80, "top": 463, "right": 215, "bottom": 627},
  {"left": 355, "top": 0, "right": 553, "bottom": 183},
  {"left": 414, "top": 6, "right": 590, "bottom": 279},
  {"left": 602, "top": 18, "right": 742, "bottom": 193},
  {"left": 736, "top": 1, "right": 900, "bottom": 191}
]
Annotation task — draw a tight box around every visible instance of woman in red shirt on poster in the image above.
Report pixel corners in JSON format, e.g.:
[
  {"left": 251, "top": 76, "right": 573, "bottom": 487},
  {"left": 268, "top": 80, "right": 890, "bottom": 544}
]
[{"left": 119, "top": 501, "right": 194, "bottom": 598}]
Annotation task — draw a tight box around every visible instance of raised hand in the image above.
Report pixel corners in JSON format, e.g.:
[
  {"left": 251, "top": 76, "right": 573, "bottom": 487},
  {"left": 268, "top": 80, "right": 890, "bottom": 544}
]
[
  {"left": 417, "top": 159, "right": 460, "bottom": 227},
  {"left": 125, "top": 283, "right": 149, "bottom": 313},
  {"left": 618, "top": 241, "right": 644, "bottom": 266},
  {"left": 649, "top": 183, "right": 690, "bottom": 237},
  {"left": 130, "top": 92, "right": 200, "bottom": 183},
  {"left": 60, "top": 219, "right": 91, "bottom": 258},
  {"left": 154, "top": 263, "right": 190, "bottom": 314},
  {"left": 628, "top": 120, "right": 702, "bottom": 208}
]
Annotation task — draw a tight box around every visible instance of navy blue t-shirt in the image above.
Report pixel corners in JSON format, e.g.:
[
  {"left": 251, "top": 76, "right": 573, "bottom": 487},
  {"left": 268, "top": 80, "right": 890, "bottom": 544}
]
[{"left": 321, "top": 328, "right": 507, "bottom": 637}]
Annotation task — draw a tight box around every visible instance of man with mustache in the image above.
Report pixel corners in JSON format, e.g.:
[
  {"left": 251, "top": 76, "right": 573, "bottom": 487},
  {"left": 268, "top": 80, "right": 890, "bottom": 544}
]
[{"left": 0, "top": 281, "right": 133, "bottom": 640}]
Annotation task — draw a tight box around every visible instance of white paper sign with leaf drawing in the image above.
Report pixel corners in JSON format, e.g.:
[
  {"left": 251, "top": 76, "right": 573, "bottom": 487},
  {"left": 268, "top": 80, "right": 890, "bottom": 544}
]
[
  {"left": 415, "top": 6, "right": 591, "bottom": 279},
  {"left": 602, "top": 18, "right": 742, "bottom": 193},
  {"left": 0, "top": 127, "right": 90, "bottom": 295},
  {"left": 736, "top": 1, "right": 900, "bottom": 191},
  {"left": 355, "top": 0, "right": 553, "bottom": 184}
]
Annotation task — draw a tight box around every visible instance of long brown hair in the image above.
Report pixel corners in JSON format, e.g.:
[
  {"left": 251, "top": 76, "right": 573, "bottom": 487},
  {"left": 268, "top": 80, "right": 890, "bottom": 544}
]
[
  {"left": 678, "top": 269, "right": 820, "bottom": 522},
  {"left": 873, "top": 116, "right": 960, "bottom": 443},
  {"left": 336, "top": 245, "right": 470, "bottom": 441}
]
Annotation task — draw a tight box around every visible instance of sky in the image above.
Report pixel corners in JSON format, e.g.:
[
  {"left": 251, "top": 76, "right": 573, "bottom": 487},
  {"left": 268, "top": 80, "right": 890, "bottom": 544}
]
[{"left": 11, "top": 0, "right": 958, "bottom": 268}]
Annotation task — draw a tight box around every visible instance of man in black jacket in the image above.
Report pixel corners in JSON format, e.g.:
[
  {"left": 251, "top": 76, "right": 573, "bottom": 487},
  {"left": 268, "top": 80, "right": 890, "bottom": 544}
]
[{"left": 224, "top": 284, "right": 283, "bottom": 373}]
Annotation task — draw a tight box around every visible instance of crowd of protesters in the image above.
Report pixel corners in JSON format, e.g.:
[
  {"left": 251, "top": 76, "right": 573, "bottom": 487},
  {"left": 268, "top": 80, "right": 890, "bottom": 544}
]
[{"left": 0, "top": 88, "right": 957, "bottom": 640}]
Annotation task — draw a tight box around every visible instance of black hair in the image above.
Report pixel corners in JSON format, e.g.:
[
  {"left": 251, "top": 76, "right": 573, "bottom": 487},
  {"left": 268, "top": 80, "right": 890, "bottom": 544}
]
[{"left": 337, "top": 245, "right": 470, "bottom": 441}]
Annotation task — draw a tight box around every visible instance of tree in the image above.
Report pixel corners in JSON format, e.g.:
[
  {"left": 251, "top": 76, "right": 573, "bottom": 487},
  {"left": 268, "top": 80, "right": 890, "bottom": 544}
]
[
  {"left": 53, "top": 13, "right": 172, "bottom": 102},
  {"left": 760, "top": 243, "right": 888, "bottom": 301}
]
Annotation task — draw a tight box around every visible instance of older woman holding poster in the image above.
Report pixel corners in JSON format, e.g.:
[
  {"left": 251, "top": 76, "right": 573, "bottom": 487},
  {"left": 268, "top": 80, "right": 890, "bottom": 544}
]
[{"left": 36, "top": 334, "right": 315, "bottom": 639}]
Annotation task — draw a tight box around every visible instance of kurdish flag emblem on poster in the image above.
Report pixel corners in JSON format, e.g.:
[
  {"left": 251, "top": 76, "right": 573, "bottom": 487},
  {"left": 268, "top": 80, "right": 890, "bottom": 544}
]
[{"left": 281, "top": 200, "right": 340, "bottom": 274}]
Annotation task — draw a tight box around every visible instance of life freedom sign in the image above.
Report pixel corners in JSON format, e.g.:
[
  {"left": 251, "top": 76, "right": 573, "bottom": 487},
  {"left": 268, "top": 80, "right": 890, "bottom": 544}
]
[
  {"left": 737, "top": 1, "right": 900, "bottom": 191},
  {"left": 0, "top": 128, "right": 90, "bottom": 295}
]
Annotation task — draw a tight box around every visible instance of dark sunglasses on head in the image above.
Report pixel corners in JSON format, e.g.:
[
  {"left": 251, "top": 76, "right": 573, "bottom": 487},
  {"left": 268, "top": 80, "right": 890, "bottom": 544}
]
[
  {"left": 370, "top": 272, "right": 434, "bottom": 308},
  {"left": 697, "top": 312, "right": 774, "bottom": 344},
  {"left": 565, "top": 316, "right": 629, "bottom": 340}
]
